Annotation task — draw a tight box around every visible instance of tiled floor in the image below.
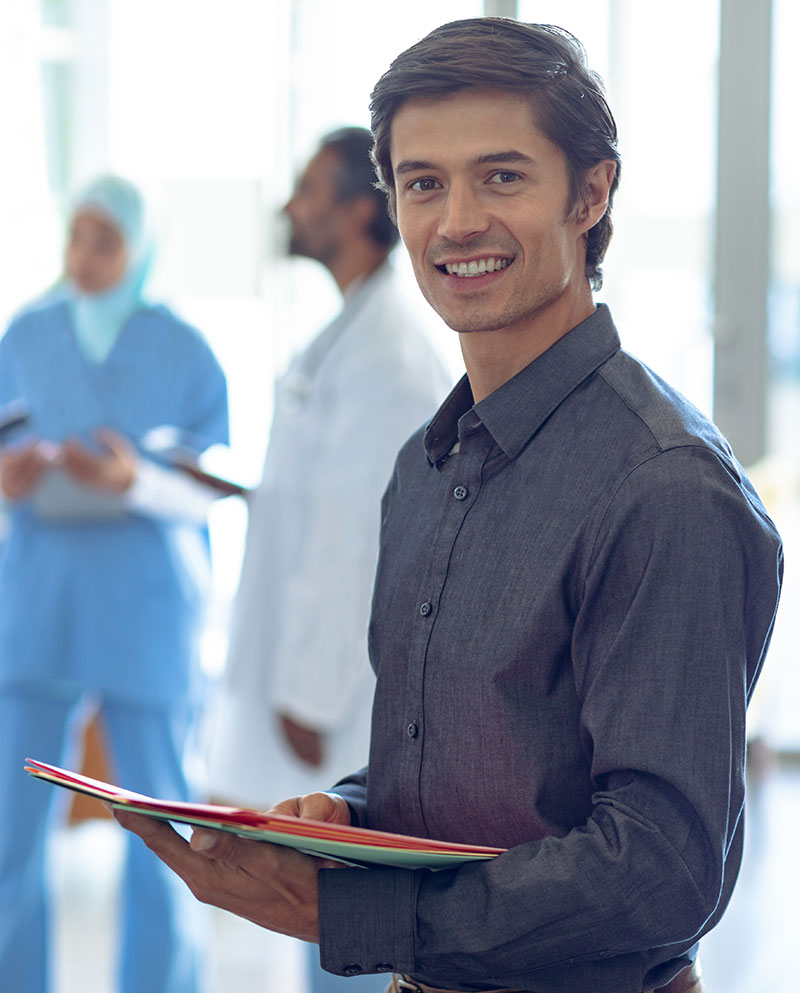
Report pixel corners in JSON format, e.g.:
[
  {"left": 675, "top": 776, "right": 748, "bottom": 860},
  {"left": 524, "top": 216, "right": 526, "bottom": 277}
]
[{"left": 50, "top": 757, "right": 800, "bottom": 993}]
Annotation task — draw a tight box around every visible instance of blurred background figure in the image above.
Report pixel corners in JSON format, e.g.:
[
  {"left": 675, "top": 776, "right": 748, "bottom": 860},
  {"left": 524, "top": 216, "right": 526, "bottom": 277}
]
[
  {"left": 0, "top": 174, "right": 229, "bottom": 993},
  {"left": 204, "top": 127, "right": 453, "bottom": 992}
]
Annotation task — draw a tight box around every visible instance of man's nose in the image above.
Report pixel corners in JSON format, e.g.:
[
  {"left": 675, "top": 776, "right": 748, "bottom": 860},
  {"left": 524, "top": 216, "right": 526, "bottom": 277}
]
[{"left": 437, "top": 183, "right": 490, "bottom": 242}]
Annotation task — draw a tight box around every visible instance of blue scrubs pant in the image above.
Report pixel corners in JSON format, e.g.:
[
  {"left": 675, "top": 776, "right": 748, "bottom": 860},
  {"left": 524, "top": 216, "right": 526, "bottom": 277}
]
[{"left": 0, "top": 685, "right": 205, "bottom": 993}]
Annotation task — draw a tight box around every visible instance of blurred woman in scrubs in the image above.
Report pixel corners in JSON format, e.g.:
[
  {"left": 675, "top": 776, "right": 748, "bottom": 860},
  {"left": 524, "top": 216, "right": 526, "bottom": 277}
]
[{"left": 0, "top": 174, "right": 228, "bottom": 993}]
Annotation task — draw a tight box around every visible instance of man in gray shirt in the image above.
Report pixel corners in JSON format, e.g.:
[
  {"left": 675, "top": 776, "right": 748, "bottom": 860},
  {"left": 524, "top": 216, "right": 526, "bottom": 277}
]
[{"left": 115, "top": 18, "right": 782, "bottom": 993}]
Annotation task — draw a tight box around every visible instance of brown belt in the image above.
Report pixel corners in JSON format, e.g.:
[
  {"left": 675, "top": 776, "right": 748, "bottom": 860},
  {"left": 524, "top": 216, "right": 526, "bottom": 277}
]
[{"left": 388, "top": 960, "right": 703, "bottom": 993}]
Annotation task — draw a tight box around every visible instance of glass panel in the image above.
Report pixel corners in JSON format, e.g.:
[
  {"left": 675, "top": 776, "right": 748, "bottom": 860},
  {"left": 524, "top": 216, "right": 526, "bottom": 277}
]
[
  {"left": 518, "top": 1, "right": 720, "bottom": 414},
  {"left": 289, "top": 0, "right": 483, "bottom": 155},
  {"left": 40, "top": 60, "right": 74, "bottom": 196},
  {"left": 0, "top": 3, "right": 63, "bottom": 327},
  {"left": 763, "top": 0, "right": 800, "bottom": 751},
  {"left": 40, "top": 0, "right": 73, "bottom": 28}
]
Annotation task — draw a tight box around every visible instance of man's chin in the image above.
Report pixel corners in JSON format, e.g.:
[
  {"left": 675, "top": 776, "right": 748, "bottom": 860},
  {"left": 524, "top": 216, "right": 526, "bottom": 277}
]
[{"left": 438, "top": 310, "right": 512, "bottom": 335}]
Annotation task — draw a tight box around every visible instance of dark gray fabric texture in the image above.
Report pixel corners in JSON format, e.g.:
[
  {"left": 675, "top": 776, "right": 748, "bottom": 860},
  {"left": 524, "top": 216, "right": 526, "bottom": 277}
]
[{"left": 319, "top": 305, "right": 782, "bottom": 993}]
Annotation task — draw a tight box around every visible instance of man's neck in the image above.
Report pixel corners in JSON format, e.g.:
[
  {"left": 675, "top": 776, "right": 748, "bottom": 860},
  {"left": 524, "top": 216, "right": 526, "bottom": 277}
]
[{"left": 460, "top": 290, "right": 596, "bottom": 404}]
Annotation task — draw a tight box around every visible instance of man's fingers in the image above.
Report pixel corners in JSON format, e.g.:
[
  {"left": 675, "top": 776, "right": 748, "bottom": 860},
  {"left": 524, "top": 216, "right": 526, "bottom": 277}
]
[
  {"left": 269, "top": 795, "right": 303, "bottom": 817},
  {"left": 115, "top": 808, "right": 279, "bottom": 879},
  {"left": 112, "top": 807, "right": 322, "bottom": 940},
  {"left": 113, "top": 807, "right": 186, "bottom": 846},
  {"left": 298, "top": 791, "right": 351, "bottom": 823},
  {"left": 189, "top": 827, "right": 255, "bottom": 864},
  {"left": 113, "top": 810, "right": 247, "bottom": 905},
  {"left": 269, "top": 791, "right": 351, "bottom": 825},
  {"left": 112, "top": 808, "right": 195, "bottom": 875},
  {"left": 266, "top": 791, "right": 353, "bottom": 825}
]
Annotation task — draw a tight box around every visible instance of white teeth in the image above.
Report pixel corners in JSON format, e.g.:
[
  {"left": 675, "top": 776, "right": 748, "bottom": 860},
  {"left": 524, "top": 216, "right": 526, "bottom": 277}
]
[{"left": 444, "top": 257, "right": 510, "bottom": 277}]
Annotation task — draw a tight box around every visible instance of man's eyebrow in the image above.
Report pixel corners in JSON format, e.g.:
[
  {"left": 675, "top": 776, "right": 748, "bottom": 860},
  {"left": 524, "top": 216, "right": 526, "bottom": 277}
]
[
  {"left": 472, "top": 150, "right": 535, "bottom": 167},
  {"left": 395, "top": 159, "right": 437, "bottom": 176},
  {"left": 394, "top": 150, "right": 535, "bottom": 175}
]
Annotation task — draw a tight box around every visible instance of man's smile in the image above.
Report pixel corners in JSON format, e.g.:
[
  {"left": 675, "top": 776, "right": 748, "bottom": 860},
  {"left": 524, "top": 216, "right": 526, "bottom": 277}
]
[{"left": 435, "top": 255, "right": 515, "bottom": 277}]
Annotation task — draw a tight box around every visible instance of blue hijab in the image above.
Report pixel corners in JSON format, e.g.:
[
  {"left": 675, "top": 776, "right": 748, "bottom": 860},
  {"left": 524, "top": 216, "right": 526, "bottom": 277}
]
[{"left": 66, "top": 174, "right": 154, "bottom": 363}]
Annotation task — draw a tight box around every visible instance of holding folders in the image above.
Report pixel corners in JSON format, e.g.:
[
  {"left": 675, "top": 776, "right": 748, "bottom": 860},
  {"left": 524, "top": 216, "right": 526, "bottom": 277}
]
[{"left": 25, "top": 757, "right": 504, "bottom": 871}]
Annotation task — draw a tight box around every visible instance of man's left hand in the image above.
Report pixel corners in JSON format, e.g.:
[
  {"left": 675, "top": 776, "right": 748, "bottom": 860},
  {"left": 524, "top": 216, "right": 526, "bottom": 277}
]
[{"left": 112, "top": 808, "right": 326, "bottom": 941}]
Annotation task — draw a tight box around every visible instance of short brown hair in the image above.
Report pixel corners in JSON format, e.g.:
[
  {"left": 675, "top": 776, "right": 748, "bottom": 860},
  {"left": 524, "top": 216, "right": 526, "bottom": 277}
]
[{"left": 370, "top": 18, "right": 621, "bottom": 289}]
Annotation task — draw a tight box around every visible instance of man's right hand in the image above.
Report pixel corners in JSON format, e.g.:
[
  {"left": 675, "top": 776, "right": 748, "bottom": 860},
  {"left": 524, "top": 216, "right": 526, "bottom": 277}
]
[{"left": 0, "top": 442, "right": 48, "bottom": 499}]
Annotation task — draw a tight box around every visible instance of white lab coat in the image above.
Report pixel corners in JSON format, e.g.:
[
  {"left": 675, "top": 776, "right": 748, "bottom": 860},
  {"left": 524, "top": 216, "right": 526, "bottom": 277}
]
[{"left": 206, "top": 262, "right": 455, "bottom": 806}]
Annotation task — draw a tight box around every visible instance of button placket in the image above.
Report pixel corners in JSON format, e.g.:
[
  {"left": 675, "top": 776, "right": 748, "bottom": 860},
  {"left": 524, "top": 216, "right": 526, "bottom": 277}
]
[{"left": 397, "top": 427, "right": 494, "bottom": 833}]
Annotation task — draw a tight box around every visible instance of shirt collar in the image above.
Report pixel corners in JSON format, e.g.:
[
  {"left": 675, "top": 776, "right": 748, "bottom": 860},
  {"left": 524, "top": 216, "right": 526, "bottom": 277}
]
[{"left": 424, "top": 304, "right": 621, "bottom": 464}]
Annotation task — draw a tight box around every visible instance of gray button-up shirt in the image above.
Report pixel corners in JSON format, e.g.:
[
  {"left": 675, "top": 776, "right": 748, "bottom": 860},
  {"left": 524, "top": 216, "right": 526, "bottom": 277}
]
[{"left": 319, "top": 305, "right": 782, "bottom": 993}]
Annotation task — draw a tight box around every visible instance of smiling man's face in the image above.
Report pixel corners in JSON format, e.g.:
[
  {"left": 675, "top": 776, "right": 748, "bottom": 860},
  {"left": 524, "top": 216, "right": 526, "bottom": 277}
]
[{"left": 390, "top": 88, "right": 595, "bottom": 341}]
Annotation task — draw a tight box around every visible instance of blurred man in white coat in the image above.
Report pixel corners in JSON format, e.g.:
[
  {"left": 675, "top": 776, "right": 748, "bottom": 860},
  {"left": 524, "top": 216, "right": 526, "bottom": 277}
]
[{"left": 206, "top": 127, "right": 452, "bottom": 991}]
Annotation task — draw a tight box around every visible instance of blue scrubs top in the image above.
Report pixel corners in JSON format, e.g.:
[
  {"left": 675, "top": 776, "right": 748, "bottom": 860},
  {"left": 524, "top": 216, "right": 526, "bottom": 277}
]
[{"left": 0, "top": 297, "right": 229, "bottom": 705}]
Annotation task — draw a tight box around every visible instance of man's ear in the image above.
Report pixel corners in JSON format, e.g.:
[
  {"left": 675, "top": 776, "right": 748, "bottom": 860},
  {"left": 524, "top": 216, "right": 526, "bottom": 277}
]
[{"left": 576, "top": 160, "right": 616, "bottom": 232}]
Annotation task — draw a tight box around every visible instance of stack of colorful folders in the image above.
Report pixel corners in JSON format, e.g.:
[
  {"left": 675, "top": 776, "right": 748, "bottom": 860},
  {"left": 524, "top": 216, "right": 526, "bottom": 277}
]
[{"left": 24, "top": 758, "right": 505, "bottom": 870}]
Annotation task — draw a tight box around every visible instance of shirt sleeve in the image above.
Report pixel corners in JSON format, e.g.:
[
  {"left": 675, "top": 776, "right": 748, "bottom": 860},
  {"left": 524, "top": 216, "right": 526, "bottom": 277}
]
[
  {"left": 318, "top": 446, "right": 782, "bottom": 988},
  {"left": 330, "top": 765, "right": 369, "bottom": 826},
  {"left": 124, "top": 456, "right": 218, "bottom": 523}
]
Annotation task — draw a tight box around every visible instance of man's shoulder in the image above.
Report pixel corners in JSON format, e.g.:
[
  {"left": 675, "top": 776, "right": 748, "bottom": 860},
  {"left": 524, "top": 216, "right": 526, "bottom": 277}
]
[
  {"left": 589, "top": 349, "right": 773, "bottom": 529},
  {"left": 595, "top": 348, "right": 726, "bottom": 458}
]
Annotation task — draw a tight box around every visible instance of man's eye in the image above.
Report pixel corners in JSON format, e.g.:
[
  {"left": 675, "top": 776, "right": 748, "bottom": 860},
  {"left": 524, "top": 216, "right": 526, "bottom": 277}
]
[
  {"left": 410, "top": 178, "right": 440, "bottom": 192},
  {"left": 488, "top": 171, "right": 521, "bottom": 185}
]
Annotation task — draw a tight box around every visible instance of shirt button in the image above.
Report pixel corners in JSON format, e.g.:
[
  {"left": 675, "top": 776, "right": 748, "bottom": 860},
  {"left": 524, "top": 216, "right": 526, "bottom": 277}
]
[
  {"left": 419, "top": 601, "right": 432, "bottom": 616},
  {"left": 453, "top": 485, "right": 468, "bottom": 500},
  {"left": 343, "top": 964, "right": 362, "bottom": 976},
  {"left": 376, "top": 964, "right": 394, "bottom": 973},
  {"left": 407, "top": 721, "right": 418, "bottom": 738}
]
